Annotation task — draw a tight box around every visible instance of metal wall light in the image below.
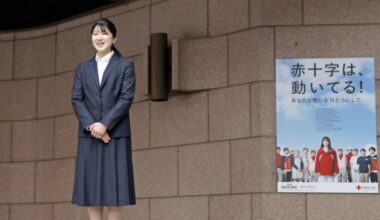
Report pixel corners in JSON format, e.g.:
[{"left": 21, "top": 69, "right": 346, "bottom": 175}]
[{"left": 148, "top": 33, "right": 170, "bottom": 101}]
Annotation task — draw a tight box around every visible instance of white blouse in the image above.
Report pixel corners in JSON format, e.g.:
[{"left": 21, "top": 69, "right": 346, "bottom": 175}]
[{"left": 95, "top": 50, "right": 114, "bottom": 85}]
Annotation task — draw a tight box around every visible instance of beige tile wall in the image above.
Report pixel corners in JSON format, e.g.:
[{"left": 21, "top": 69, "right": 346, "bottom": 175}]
[{"left": 1, "top": 0, "right": 380, "bottom": 219}]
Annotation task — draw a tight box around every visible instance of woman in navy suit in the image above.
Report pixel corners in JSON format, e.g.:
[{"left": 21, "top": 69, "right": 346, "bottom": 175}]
[{"left": 71, "top": 18, "right": 136, "bottom": 220}]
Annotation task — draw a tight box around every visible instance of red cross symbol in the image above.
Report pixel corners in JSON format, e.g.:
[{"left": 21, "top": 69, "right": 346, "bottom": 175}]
[{"left": 356, "top": 185, "right": 362, "bottom": 191}]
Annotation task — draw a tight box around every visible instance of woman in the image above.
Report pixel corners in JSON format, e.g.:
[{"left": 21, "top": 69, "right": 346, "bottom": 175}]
[
  {"left": 292, "top": 150, "right": 304, "bottom": 182},
  {"left": 315, "top": 136, "right": 339, "bottom": 182},
  {"left": 71, "top": 18, "right": 136, "bottom": 220}
]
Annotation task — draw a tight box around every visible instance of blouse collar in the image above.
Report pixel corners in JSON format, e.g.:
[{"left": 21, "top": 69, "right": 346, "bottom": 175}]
[{"left": 95, "top": 50, "right": 114, "bottom": 63}]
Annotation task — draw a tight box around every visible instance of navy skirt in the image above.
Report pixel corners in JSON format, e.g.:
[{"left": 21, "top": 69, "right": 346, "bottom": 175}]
[{"left": 71, "top": 136, "right": 136, "bottom": 207}]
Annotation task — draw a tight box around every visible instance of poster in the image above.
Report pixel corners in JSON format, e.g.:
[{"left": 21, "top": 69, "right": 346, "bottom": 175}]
[{"left": 276, "top": 58, "right": 378, "bottom": 193}]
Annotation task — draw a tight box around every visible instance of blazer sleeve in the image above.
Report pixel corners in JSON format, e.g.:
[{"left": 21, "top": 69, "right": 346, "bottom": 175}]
[
  {"left": 71, "top": 63, "right": 96, "bottom": 132},
  {"left": 100, "top": 60, "right": 136, "bottom": 131}
]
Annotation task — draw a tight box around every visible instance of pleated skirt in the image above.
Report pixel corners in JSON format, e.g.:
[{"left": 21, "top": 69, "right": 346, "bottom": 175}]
[{"left": 71, "top": 136, "right": 136, "bottom": 207}]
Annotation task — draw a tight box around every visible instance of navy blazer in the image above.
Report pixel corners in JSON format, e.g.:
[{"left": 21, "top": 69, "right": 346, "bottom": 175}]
[{"left": 71, "top": 52, "right": 136, "bottom": 138}]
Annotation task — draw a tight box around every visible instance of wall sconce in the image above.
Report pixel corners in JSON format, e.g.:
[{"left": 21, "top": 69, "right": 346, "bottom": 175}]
[{"left": 148, "top": 32, "right": 170, "bottom": 101}]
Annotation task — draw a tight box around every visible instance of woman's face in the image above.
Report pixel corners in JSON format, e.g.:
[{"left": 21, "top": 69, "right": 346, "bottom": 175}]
[
  {"left": 91, "top": 25, "right": 116, "bottom": 55},
  {"left": 322, "top": 139, "right": 329, "bottom": 147}
]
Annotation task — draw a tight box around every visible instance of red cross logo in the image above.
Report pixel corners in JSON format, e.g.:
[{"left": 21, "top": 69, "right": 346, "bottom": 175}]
[{"left": 356, "top": 185, "right": 362, "bottom": 191}]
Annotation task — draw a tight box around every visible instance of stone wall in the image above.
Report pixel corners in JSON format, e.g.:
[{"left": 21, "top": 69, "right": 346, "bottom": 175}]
[{"left": 1, "top": 0, "right": 380, "bottom": 219}]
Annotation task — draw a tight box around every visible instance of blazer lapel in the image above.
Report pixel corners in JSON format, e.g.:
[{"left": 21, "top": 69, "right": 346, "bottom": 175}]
[
  {"left": 89, "top": 53, "right": 123, "bottom": 90},
  {"left": 90, "top": 58, "right": 100, "bottom": 89},
  {"left": 100, "top": 53, "right": 122, "bottom": 90}
]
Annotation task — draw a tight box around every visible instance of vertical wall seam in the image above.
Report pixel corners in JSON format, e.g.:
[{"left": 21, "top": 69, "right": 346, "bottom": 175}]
[
  {"left": 273, "top": 26, "right": 277, "bottom": 192},
  {"left": 208, "top": 195, "right": 210, "bottom": 220},
  {"left": 250, "top": 0, "right": 254, "bottom": 28},
  {"left": 250, "top": 193, "right": 253, "bottom": 220},
  {"left": 249, "top": 80, "right": 252, "bottom": 137},
  {"left": 52, "top": 118, "right": 56, "bottom": 159},
  {"left": 10, "top": 122, "right": 13, "bottom": 162},
  {"left": 148, "top": 198, "right": 151, "bottom": 220},
  {"left": 8, "top": 204, "right": 10, "bottom": 220},
  {"left": 206, "top": 0, "right": 209, "bottom": 37},
  {"left": 54, "top": 25, "right": 58, "bottom": 76},
  {"left": 12, "top": 33, "right": 15, "bottom": 80},
  {"left": 229, "top": 140, "right": 232, "bottom": 193},
  {"left": 149, "top": 1, "right": 151, "bottom": 35},
  {"left": 100, "top": 6, "right": 104, "bottom": 18},
  {"left": 248, "top": 0, "right": 251, "bottom": 28},
  {"left": 51, "top": 203, "right": 54, "bottom": 220},
  {"left": 34, "top": 162, "right": 37, "bottom": 203},
  {"left": 305, "top": 194, "right": 308, "bottom": 220},
  {"left": 207, "top": 91, "right": 210, "bottom": 142},
  {"left": 148, "top": 101, "right": 151, "bottom": 148},
  {"left": 301, "top": 0, "right": 304, "bottom": 25},
  {"left": 36, "top": 79, "right": 39, "bottom": 119},
  {"left": 273, "top": 27, "right": 276, "bottom": 81},
  {"left": 226, "top": 34, "right": 229, "bottom": 87},
  {"left": 177, "top": 146, "right": 179, "bottom": 196}
]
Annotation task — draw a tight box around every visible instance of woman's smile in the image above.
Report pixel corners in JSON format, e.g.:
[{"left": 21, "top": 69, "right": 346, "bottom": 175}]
[{"left": 96, "top": 41, "right": 105, "bottom": 47}]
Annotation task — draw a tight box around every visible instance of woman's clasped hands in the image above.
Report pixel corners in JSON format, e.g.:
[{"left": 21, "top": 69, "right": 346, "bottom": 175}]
[{"left": 89, "top": 122, "right": 111, "bottom": 143}]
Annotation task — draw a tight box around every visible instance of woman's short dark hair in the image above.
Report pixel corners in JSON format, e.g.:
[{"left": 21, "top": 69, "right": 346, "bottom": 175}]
[{"left": 91, "top": 18, "right": 122, "bottom": 57}]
